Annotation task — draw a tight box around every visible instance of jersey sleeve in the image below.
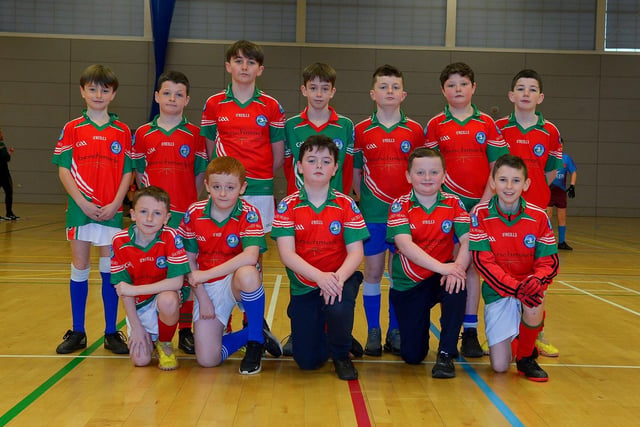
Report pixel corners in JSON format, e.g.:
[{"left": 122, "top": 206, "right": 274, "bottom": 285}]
[
  {"left": 341, "top": 121, "right": 356, "bottom": 193},
  {"left": 110, "top": 237, "right": 133, "bottom": 285},
  {"left": 342, "top": 197, "right": 370, "bottom": 245},
  {"left": 452, "top": 197, "right": 471, "bottom": 238},
  {"left": 165, "top": 229, "right": 191, "bottom": 278},
  {"left": 386, "top": 198, "right": 411, "bottom": 242},
  {"left": 485, "top": 117, "right": 509, "bottom": 163},
  {"left": 52, "top": 122, "right": 75, "bottom": 169},
  {"left": 200, "top": 97, "right": 218, "bottom": 141},
  {"left": 177, "top": 205, "right": 199, "bottom": 254},
  {"left": 132, "top": 125, "right": 147, "bottom": 174},
  {"left": 268, "top": 100, "right": 286, "bottom": 143},
  {"left": 194, "top": 132, "right": 209, "bottom": 175},
  {"left": 239, "top": 207, "right": 268, "bottom": 253},
  {"left": 423, "top": 117, "right": 439, "bottom": 150},
  {"left": 532, "top": 213, "right": 559, "bottom": 288},
  {"left": 271, "top": 198, "right": 296, "bottom": 239}
]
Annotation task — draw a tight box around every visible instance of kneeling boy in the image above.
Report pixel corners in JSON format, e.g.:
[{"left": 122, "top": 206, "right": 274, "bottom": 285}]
[
  {"left": 111, "top": 186, "right": 190, "bottom": 370},
  {"left": 387, "top": 147, "right": 470, "bottom": 378},
  {"left": 272, "top": 135, "right": 369, "bottom": 380},
  {"left": 470, "top": 154, "right": 559, "bottom": 382}
]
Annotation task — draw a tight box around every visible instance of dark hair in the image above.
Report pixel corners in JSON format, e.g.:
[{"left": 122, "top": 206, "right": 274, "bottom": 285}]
[
  {"left": 492, "top": 154, "right": 528, "bottom": 180},
  {"left": 439, "top": 62, "right": 475, "bottom": 87},
  {"left": 226, "top": 40, "right": 264, "bottom": 65},
  {"left": 133, "top": 186, "right": 170, "bottom": 211},
  {"left": 157, "top": 70, "right": 190, "bottom": 94},
  {"left": 510, "top": 69, "right": 543, "bottom": 92},
  {"left": 407, "top": 147, "right": 445, "bottom": 172},
  {"left": 298, "top": 134, "right": 338, "bottom": 164},
  {"left": 206, "top": 156, "right": 246, "bottom": 184},
  {"left": 79, "top": 64, "right": 119, "bottom": 91},
  {"left": 372, "top": 64, "right": 403, "bottom": 88},
  {"left": 302, "top": 62, "right": 336, "bottom": 86}
]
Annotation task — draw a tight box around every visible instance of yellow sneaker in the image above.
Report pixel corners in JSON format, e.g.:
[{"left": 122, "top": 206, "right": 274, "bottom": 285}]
[
  {"left": 156, "top": 341, "right": 178, "bottom": 370},
  {"left": 480, "top": 340, "right": 490, "bottom": 356},
  {"left": 535, "top": 336, "right": 559, "bottom": 357}
]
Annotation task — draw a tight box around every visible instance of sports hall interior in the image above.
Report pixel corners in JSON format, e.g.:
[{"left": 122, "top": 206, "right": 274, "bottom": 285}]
[{"left": 1, "top": 1, "right": 639, "bottom": 426}]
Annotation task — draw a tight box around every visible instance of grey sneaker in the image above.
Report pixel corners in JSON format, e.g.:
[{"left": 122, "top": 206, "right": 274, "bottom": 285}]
[
  {"left": 364, "top": 327, "right": 382, "bottom": 356},
  {"left": 384, "top": 328, "right": 401, "bottom": 355}
]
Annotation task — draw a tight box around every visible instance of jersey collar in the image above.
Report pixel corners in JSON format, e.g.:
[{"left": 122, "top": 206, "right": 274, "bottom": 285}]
[
  {"left": 224, "top": 84, "right": 262, "bottom": 106},
  {"left": 300, "top": 106, "right": 339, "bottom": 125},
  {"left": 202, "top": 197, "right": 243, "bottom": 224},
  {"left": 81, "top": 109, "right": 120, "bottom": 130},
  {"left": 487, "top": 195, "right": 533, "bottom": 225},
  {"left": 126, "top": 224, "right": 164, "bottom": 250},
  {"left": 149, "top": 114, "right": 192, "bottom": 135},
  {"left": 367, "top": 109, "right": 408, "bottom": 131},
  {"left": 504, "top": 111, "right": 549, "bottom": 135},
  {"left": 409, "top": 190, "right": 446, "bottom": 213},
  {"left": 298, "top": 186, "right": 338, "bottom": 212},
  {"left": 442, "top": 104, "right": 481, "bottom": 124}
]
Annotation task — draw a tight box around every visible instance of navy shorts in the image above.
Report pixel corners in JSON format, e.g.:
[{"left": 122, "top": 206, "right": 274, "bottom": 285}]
[{"left": 363, "top": 223, "right": 396, "bottom": 256}]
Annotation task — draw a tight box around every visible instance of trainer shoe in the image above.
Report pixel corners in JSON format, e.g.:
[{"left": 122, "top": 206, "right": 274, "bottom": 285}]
[
  {"left": 516, "top": 355, "right": 549, "bottom": 382},
  {"left": 384, "top": 328, "right": 401, "bottom": 355},
  {"left": 281, "top": 335, "right": 293, "bottom": 356},
  {"left": 460, "top": 328, "right": 484, "bottom": 358},
  {"left": 263, "top": 320, "right": 283, "bottom": 358},
  {"left": 432, "top": 351, "right": 456, "bottom": 379},
  {"left": 333, "top": 357, "right": 358, "bottom": 380},
  {"left": 350, "top": 336, "right": 364, "bottom": 358},
  {"left": 6, "top": 214, "right": 19, "bottom": 221},
  {"left": 178, "top": 328, "right": 195, "bottom": 354},
  {"left": 156, "top": 341, "right": 178, "bottom": 371},
  {"left": 240, "top": 341, "right": 263, "bottom": 375},
  {"left": 536, "top": 336, "right": 560, "bottom": 357},
  {"left": 104, "top": 331, "right": 129, "bottom": 354},
  {"left": 558, "top": 241, "right": 573, "bottom": 250},
  {"left": 364, "top": 327, "right": 382, "bottom": 356},
  {"left": 56, "top": 330, "right": 87, "bottom": 354}
]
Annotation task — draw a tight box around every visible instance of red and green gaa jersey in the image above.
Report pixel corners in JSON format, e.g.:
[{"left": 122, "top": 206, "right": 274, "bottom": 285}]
[
  {"left": 133, "top": 115, "right": 208, "bottom": 228},
  {"left": 110, "top": 225, "right": 190, "bottom": 309},
  {"left": 496, "top": 112, "right": 563, "bottom": 208},
  {"left": 424, "top": 105, "right": 508, "bottom": 210},
  {"left": 178, "top": 198, "right": 266, "bottom": 282},
  {"left": 470, "top": 196, "right": 559, "bottom": 304},
  {"left": 387, "top": 191, "right": 470, "bottom": 291},
  {"left": 271, "top": 188, "right": 370, "bottom": 296},
  {"left": 284, "top": 107, "right": 355, "bottom": 195},
  {"left": 354, "top": 111, "right": 424, "bottom": 223},
  {"left": 200, "top": 85, "right": 286, "bottom": 196},
  {"left": 52, "top": 111, "right": 132, "bottom": 228}
]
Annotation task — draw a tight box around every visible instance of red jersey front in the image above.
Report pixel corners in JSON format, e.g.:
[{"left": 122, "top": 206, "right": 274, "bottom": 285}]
[
  {"left": 200, "top": 85, "right": 286, "bottom": 196},
  {"left": 354, "top": 112, "right": 425, "bottom": 223},
  {"left": 386, "top": 191, "right": 470, "bottom": 291},
  {"left": 424, "top": 105, "right": 508, "bottom": 206},
  {"left": 496, "top": 112, "right": 563, "bottom": 208},
  {"left": 133, "top": 116, "right": 208, "bottom": 220},
  {"left": 110, "top": 226, "right": 190, "bottom": 308},
  {"left": 178, "top": 198, "right": 267, "bottom": 282}
]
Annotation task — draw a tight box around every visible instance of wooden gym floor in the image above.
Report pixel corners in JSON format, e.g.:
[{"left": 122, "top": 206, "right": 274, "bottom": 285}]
[{"left": 1, "top": 203, "right": 639, "bottom": 426}]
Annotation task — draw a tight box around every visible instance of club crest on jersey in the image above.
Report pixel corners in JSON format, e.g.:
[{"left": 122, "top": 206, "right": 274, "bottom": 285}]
[
  {"left": 523, "top": 234, "right": 536, "bottom": 249},
  {"left": 174, "top": 235, "right": 184, "bottom": 249},
  {"left": 277, "top": 201, "right": 288, "bottom": 214},
  {"left": 329, "top": 220, "right": 342, "bottom": 235},
  {"left": 333, "top": 138, "right": 344, "bottom": 150},
  {"left": 458, "top": 199, "right": 465, "bottom": 210},
  {"left": 351, "top": 200, "right": 360, "bottom": 214},
  {"left": 475, "top": 132, "right": 486, "bottom": 144},
  {"left": 471, "top": 214, "right": 479, "bottom": 227},
  {"left": 399, "top": 140, "right": 411, "bottom": 153},
  {"left": 246, "top": 210, "right": 259, "bottom": 224},
  {"left": 278, "top": 103, "right": 285, "bottom": 114},
  {"left": 58, "top": 128, "right": 64, "bottom": 141},
  {"left": 256, "top": 115, "right": 268, "bottom": 127},
  {"left": 156, "top": 256, "right": 167, "bottom": 269},
  {"left": 227, "top": 234, "right": 240, "bottom": 248},
  {"left": 183, "top": 210, "right": 191, "bottom": 224},
  {"left": 441, "top": 220, "right": 453, "bottom": 234},
  {"left": 180, "top": 144, "right": 191, "bottom": 158},
  {"left": 110, "top": 141, "right": 122, "bottom": 154},
  {"left": 533, "top": 143, "right": 545, "bottom": 157},
  {"left": 390, "top": 201, "right": 402, "bottom": 213}
]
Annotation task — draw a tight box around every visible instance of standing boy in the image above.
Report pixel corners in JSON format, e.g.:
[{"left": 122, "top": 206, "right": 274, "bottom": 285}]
[
  {"left": 133, "top": 70, "right": 208, "bottom": 355},
  {"left": 353, "top": 64, "right": 425, "bottom": 356},
  {"left": 111, "top": 186, "right": 190, "bottom": 370},
  {"left": 200, "top": 40, "right": 285, "bottom": 232},
  {"left": 548, "top": 148, "right": 578, "bottom": 251},
  {"left": 284, "top": 62, "right": 355, "bottom": 195},
  {"left": 178, "top": 157, "right": 282, "bottom": 374},
  {"left": 272, "top": 135, "right": 368, "bottom": 380},
  {"left": 53, "top": 64, "right": 132, "bottom": 355},
  {"left": 470, "top": 154, "right": 559, "bottom": 382},
  {"left": 424, "top": 62, "right": 509, "bottom": 358},
  {"left": 0, "top": 127, "right": 19, "bottom": 220},
  {"left": 387, "top": 147, "right": 470, "bottom": 378}
]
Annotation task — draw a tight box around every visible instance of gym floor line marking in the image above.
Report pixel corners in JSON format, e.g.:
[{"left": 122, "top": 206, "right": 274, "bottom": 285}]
[
  {"left": 557, "top": 280, "right": 640, "bottom": 317},
  {"left": 265, "top": 274, "right": 282, "bottom": 326}
]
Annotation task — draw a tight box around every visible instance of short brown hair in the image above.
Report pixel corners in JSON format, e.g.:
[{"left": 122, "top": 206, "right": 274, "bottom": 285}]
[
  {"left": 226, "top": 40, "right": 264, "bottom": 65},
  {"left": 439, "top": 62, "right": 474, "bottom": 87},
  {"left": 157, "top": 70, "right": 190, "bottom": 94},
  {"left": 372, "top": 64, "right": 403, "bottom": 88},
  {"left": 79, "top": 64, "right": 119, "bottom": 91},
  {"left": 407, "top": 147, "right": 445, "bottom": 172},
  {"left": 133, "top": 186, "right": 170, "bottom": 211},
  {"left": 492, "top": 154, "right": 528, "bottom": 180},
  {"left": 302, "top": 62, "right": 336, "bottom": 86}
]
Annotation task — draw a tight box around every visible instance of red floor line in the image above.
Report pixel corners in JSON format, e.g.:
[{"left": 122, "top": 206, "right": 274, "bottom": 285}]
[{"left": 348, "top": 379, "right": 372, "bottom": 427}]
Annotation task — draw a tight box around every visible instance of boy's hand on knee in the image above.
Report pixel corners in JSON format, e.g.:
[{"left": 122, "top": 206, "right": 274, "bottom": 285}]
[{"left": 516, "top": 276, "right": 544, "bottom": 308}]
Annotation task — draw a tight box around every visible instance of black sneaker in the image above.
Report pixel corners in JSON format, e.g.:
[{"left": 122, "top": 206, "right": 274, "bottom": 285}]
[
  {"left": 350, "top": 336, "right": 364, "bottom": 358},
  {"left": 281, "top": 335, "right": 293, "bottom": 356},
  {"left": 263, "top": 320, "right": 283, "bottom": 358},
  {"left": 56, "top": 330, "right": 87, "bottom": 354},
  {"left": 6, "top": 214, "right": 19, "bottom": 221},
  {"left": 516, "top": 355, "right": 549, "bottom": 382},
  {"left": 333, "top": 358, "right": 358, "bottom": 380},
  {"left": 384, "top": 328, "right": 401, "bottom": 355},
  {"left": 104, "top": 331, "right": 129, "bottom": 354},
  {"left": 364, "top": 327, "right": 382, "bottom": 356},
  {"left": 558, "top": 241, "right": 573, "bottom": 251},
  {"left": 240, "top": 341, "right": 263, "bottom": 375},
  {"left": 432, "top": 351, "right": 456, "bottom": 379},
  {"left": 461, "top": 328, "right": 484, "bottom": 358},
  {"left": 178, "top": 328, "right": 195, "bottom": 354}
]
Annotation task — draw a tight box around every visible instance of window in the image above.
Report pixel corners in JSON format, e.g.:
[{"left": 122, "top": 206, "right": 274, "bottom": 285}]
[{"left": 605, "top": 0, "right": 640, "bottom": 51}]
